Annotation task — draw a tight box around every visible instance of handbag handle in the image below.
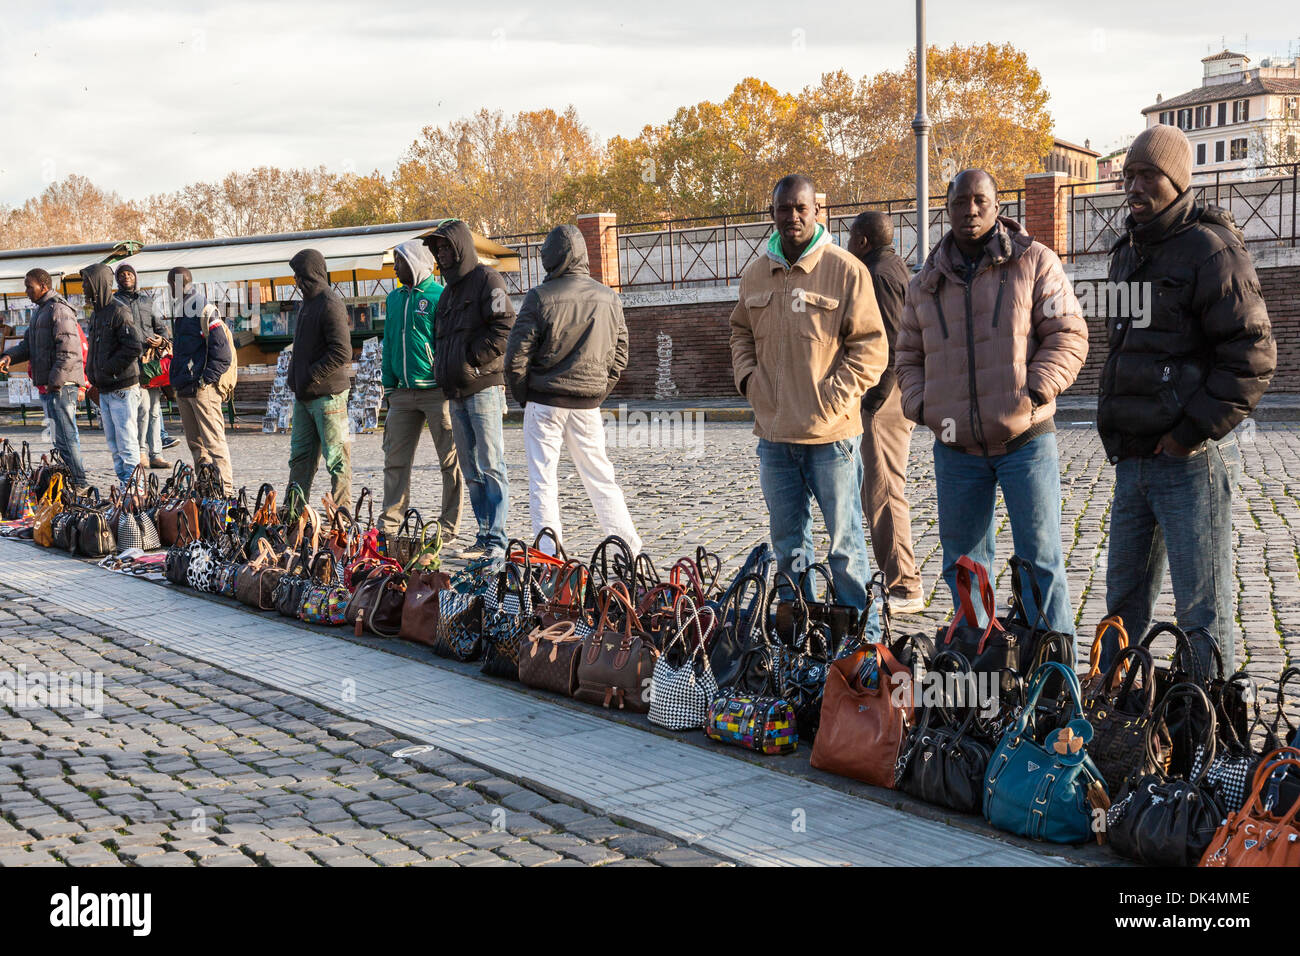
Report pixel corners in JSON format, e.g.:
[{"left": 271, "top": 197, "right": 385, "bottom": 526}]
[
  {"left": 1010, "top": 661, "right": 1084, "bottom": 740},
  {"left": 924, "top": 649, "right": 983, "bottom": 738},
  {"left": 663, "top": 594, "right": 712, "bottom": 660},
  {"left": 1217, "top": 670, "right": 1263, "bottom": 757},
  {"left": 590, "top": 534, "right": 636, "bottom": 589},
  {"left": 1149, "top": 681, "right": 1216, "bottom": 785},
  {"left": 594, "top": 584, "right": 638, "bottom": 641},
  {"left": 800, "top": 562, "right": 838, "bottom": 608},
  {"left": 530, "top": 526, "right": 567, "bottom": 562},
  {"left": 694, "top": 547, "right": 722, "bottom": 599},
  {"left": 634, "top": 553, "right": 660, "bottom": 591},
  {"left": 1271, "top": 666, "right": 1300, "bottom": 742},
  {"left": 1140, "top": 622, "right": 1214, "bottom": 686},
  {"left": 767, "top": 570, "right": 808, "bottom": 646},
  {"left": 945, "top": 555, "right": 1004, "bottom": 652},
  {"left": 1083, "top": 615, "right": 1129, "bottom": 686},
  {"left": 309, "top": 550, "right": 337, "bottom": 584},
  {"left": 718, "top": 571, "right": 767, "bottom": 648},
  {"left": 1095, "top": 644, "right": 1158, "bottom": 715},
  {"left": 282, "top": 482, "right": 309, "bottom": 524},
  {"left": 669, "top": 557, "right": 707, "bottom": 604},
  {"left": 1007, "top": 554, "right": 1050, "bottom": 634}
]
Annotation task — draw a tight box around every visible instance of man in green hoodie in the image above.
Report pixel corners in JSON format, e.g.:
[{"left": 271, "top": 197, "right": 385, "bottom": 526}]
[{"left": 380, "top": 239, "right": 463, "bottom": 540}]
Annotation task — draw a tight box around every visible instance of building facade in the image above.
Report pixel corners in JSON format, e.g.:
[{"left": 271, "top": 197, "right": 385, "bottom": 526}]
[{"left": 1144, "top": 51, "right": 1300, "bottom": 173}]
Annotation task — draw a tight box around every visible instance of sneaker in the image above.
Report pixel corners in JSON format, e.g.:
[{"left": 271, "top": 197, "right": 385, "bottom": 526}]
[
  {"left": 890, "top": 596, "right": 927, "bottom": 615},
  {"left": 161, "top": 435, "right": 181, "bottom": 449},
  {"left": 458, "top": 544, "right": 489, "bottom": 560},
  {"left": 149, "top": 456, "right": 169, "bottom": 469}
]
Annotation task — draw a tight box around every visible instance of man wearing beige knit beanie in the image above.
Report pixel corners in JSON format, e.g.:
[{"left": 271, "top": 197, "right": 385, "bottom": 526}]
[{"left": 1096, "top": 123, "right": 1276, "bottom": 675}]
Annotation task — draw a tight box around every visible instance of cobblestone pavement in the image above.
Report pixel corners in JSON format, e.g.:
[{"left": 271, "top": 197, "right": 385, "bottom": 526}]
[
  {"left": 9, "top": 416, "right": 1300, "bottom": 691},
  {"left": 0, "top": 586, "right": 728, "bottom": 867}
]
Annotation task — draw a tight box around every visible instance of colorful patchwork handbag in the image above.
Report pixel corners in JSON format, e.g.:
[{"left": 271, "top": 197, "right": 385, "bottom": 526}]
[
  {"left": 705, "top": 695, "right": 798, "bottom": 755},
  {"left": 431, "top": 588, "right": 485, "bottom": 662},
  {"left": 299, "top": 552, "right": 350, "bottom": 626}
]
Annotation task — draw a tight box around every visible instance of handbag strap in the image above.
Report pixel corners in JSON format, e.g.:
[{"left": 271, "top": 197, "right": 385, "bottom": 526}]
[
  {"left": 767, "top": 570, "right": 809, "bottom": 645},
  {"left": 531, "top": 526, "right": 567, "bottom": 562},
  {"left": 1083, "top": 615, "right": 1129, "bottom": 685},
  {"left": 669, "top": 557, "right": 707, "bottom": 604},
  {"left": 1150, "top": 682, "right": 1216, "bottom": 785},
  {"left": 594, "top": 584, "right": 638, "bottom": 640},
  {"left": 1013, "top": 661, "right": 1084, "bottom": 738},
  {"left": 945, "top": 555, "right": 1003, "bottom": 650},
  {"left": 718, "top": 570, "right": 767, "bottom": 645},
  {"left": 1006, "top": 554, "right": 1050, "bottom": 633},
  {"left": 800, "top": 562, "right": 838, "bottom": 609},
  {"left": 1218, "top": 670, "right": 1263, "bottom": 756},
  {"left": 1271, "top": 666, "right": 1300, "bottom": 741},
  {"left": 1095, "top": 644, "right": 1158, "bottom": 714},
  {"left": 590, "top": 534, "right": 636, "bottom": 589},
  {"left": 634, "top": 553, "right": 660, "bottom": 592},
  {"left": 1141, "top": 622, "right": 1215, "bottom": 687},
  {"left": 694, "top": 547, "right": 722, "bottom": 600}
]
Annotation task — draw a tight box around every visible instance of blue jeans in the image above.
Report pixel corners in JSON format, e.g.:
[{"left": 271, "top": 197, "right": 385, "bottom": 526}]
[
  {"left": 757, "top": 437, "right": 881, "bottom": 642},
  {"left": 136, "top": 386, "right": 163, "bottom": 457},
  {"left": 99, "top": 385, "right": 141, "bottom": 486},
  {"left": 1102, "top": 436, "right": 1241, "bottom": 675},
  {"left": 39, "top": 384, "right": 87, "bottom": 486},
  {"left": 933, "top": 433, "right": 1074, "bottom": 637},
  {"left": 449, "top": 385, "right": 509, "bottom": 553}
]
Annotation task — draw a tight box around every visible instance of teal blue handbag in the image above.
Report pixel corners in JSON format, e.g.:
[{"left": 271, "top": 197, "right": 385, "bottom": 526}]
[{"left": 983, "top": 661, "right": 1108, "bottom": 844}]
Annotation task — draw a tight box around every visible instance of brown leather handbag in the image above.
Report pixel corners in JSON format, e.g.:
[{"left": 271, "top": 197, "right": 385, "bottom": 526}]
[
  {"left": 398, "top": 566, "right": 453, "bottom": 646},
  {"left": 574, "top": 586, "right": 658, "bottom": 712},
  {"left": 157, "top": 465, "right": 200, "bottom": 547},
  {"left": 519, "top": 622, "right": 585, "bottom": 696},
  {"left": 235, "top": 539, "right": 287, "bottom": 610},
  {"left": 809, "top": 641, "right": 915, "bottom": 788}
]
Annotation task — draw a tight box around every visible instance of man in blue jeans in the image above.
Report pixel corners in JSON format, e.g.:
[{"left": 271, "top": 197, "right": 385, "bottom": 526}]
[
  {"left": 0, "top": 269, "right": 88, "bottom": 489},
  {"left": 729, "top": 175, "right": 887, "bottom": 636},
  {"left": 82, "top": 262, "right": 143, "bottom": 487},
  {"left": 426, "top": 219, "right": 515, "bottom": 559},
  {"left": 896, "top": 169, "right": 1089, "bottom": 640},
  {"left": 1097, "top": 125, "right": 1274, "bottom": 673}
]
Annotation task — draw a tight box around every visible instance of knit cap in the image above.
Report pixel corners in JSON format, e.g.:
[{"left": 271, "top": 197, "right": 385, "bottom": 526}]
[{"left": 1127, "top": 124, "right": 1193, "bottom": 192}]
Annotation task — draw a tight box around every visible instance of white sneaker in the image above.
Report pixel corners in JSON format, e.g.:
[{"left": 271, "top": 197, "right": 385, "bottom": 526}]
[{"left": 890, "top": 596, "right": 927, "bottom": 615}]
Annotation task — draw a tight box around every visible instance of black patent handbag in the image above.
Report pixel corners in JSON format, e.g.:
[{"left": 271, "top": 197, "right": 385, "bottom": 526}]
[
  {"left": 708, "top": 571, "right": 768, "bottom": 692},
  {"left": 1107, "top": 683, "right": 1226, "bottom": 867},
  {"left": 896, "top": 650, "right": 992, "bottom": 814}
]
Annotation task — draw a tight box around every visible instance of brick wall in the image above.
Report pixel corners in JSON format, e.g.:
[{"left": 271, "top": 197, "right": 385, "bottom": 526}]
[{"left": 615, "top": 260, "right": 1300, "bottom": 401}]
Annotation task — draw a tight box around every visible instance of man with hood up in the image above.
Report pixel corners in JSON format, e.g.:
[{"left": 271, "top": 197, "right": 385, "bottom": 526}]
[
  {"left": 114, "top": 263, "right": 169, "bottom": 469},
  {"left": 380, "top": 239, "right": 463, "bottom": 541},
  {"left": 168, "top": 266, "right": 235, "bottom": 495},
  {"left": 82, "top": 261, "right": 144, "bottom": 487},
  {"left": 505, "top": 224, "right": 640, "bottom": 555},
  {"left": 424, "top": 219, "right": 515, "bottom": 559},
  {"left": 0, "top": 268, "right": 88, "bottom": 489},
  {"left": 287, "top": 248, "right": 353, "bottom": 510}
]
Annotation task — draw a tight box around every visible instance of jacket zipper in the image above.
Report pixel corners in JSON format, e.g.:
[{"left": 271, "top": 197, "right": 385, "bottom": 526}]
[
  {"left": 401, "top": 290, "right": 411, "bottom": 389},
  {"left": 963, "top": 278, "right": 988, "bottom": 456}
]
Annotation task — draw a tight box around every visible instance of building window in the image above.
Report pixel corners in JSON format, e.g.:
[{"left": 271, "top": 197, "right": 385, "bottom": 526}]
[
  {"left": 1158, "top": 111, "right": 1171, "bottom": 126},
  {"left": 1177, "top": 108, "right": 1194, "bottom": 129},
  {"left": 1197, "top": 143, "right": 1207, "bottom": 165},
  {"left": 1216, "top": 140, "right": 1226, "bottom": 162},
  {"left": 1196, "top": 105, "right": 1212, "bottom": 128},
  {"left": 1286, "top": 97, "right": 1300, "bottom": 120},
  {"left": 1230, "top": 137, "right": 1248, "bottom": 160},
  {"left": 1233, "top": 99, "right": 1250, "bottom": 123},
  {"left": 1218, "top": 102, "right": 1228, "bottom": 125}
]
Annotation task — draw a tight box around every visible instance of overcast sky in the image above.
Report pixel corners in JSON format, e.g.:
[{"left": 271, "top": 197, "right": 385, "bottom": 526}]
[{"left": 2, "top": 1, "right": 1295, "bottom": 207}]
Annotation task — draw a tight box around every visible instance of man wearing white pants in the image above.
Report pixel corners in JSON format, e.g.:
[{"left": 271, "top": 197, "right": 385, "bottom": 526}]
[{"left": 506, "top": 224, "right": 641, "bottom": 556}]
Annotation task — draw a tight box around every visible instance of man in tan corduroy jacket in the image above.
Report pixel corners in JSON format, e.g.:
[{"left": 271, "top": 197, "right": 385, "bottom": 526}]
[{"left": 730, "top": 174, "right": 888, "bottom": 634}]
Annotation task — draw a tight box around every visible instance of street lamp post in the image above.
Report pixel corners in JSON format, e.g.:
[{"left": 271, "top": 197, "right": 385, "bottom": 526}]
[{"left": 912, "top": 0, "right": 931, "bottom": 269}]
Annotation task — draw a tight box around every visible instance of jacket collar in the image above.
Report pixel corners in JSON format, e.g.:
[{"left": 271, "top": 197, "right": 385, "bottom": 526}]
[
  {"left": 765, "top": 223, "right": 833, "bottom": 273},
  {"left": 917, "top": 216, "right": 1028, "bottom": 293},
  {"left": 1118, "top": 187, "right": 1198, "bottom": 250}
]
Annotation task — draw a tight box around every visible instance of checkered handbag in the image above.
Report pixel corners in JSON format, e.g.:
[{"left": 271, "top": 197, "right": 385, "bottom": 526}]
[
  {"left": 649, "top": 597, "right": 720, "bottom": 731},
  {"left": 432, "top": 589, "right": 485, "bottom": 661},
  {"left": 481, "top": 562, "right": 542, "bottom": 681}
]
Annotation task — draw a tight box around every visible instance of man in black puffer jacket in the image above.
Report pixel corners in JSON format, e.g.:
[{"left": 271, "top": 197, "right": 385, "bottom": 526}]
[
  {"left": 1097, "top": 123, "right": 1275, "bottom": 674},
  {"left": 114, "top": 264, "right": 170, "bottom": 468},
  {"left": 286, "top": 248, "right": 353, "bottom": 510},
  {"left": 505, "top": 224, "right": 638, "bottom": 555},
  {"left": 168, "top": 267, "right": 235, "bottom": 495},
  {"left": 425, "top": 219, "right": 515, "bottom": 559},
  {"left": 83, "top": 262, "right": 143, "bottom": 487}
]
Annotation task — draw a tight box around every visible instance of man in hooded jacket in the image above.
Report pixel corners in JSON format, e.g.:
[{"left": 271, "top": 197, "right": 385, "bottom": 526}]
[
  {"left": 505, "top": 224, "right": 640, "bottom": 555},
  {"left": 287, "top": 248, "right": 353, "bottom": 510},
  {"left": 381, "top": 239, "right": 463, "bottom": 541},
  {"left": 168, "top": 266, "right": 235, "bottom": 494},
  {"left": 424, "top": 219, "right": 515, "bottom": 559},
  {"left": 0, "top": 268, "right": 88, "bottom": 487},
  {"left": 82, "top": 262, "right": 143, "bottom": 487}
]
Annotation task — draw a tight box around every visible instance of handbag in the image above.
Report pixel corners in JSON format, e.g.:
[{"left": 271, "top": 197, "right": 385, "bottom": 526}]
[
  {"left": 298, "top": 552, "right": 350, "bottom": 626},
  {"left": 708, "top": 572, "right": 768, "bottom": 691},
  {"left": 648, "top": 596, "right": 720, "bottom": 731},
  {"left": 983, "top": 661, "right": 1109, "bottom": 844},
  {"left": 272, "top": 541, "right": 315, "bottom": 618},
  {"left": 774, "top": 563, "right": 859, "bottom": 657},
  {"left": 431, "top": 588, "right": 486, "bottom": 662},
  {"left": 999, "top": 554, "right": 1075, "bottom": 678},
  {"left": 1079, "top": 615, "right": 1129, "bottom": 698},
  {"left": 574, "top": 585, "right": 658, "bottom": 712},
  {"left": 1082, "top": 644, "right": 1171, "bottom": 792},
  {"left": 396, "top": 540, "right": 453, "bottom": 645},
  {"left": 896, "top": 650, "right": 993, "bottom": 813},
  {"left": 810, "top": 640, "right": 914, "bottom": 787},
  {"left": 1265, "top": 666, "right": 1300, "bottom": 750},
  {"left": 1107, "top": 683, "right": 1226, "bottom": 866},
  {"left": 481, "top": 560, "right": 543, "bottom": 681},
  {"left": 0, "top": 439, "right": 18, "bottom": 517},
  {"left": 164, "top": 513, "right": 204, "bottom": 587},
  {"left": 5, "top": 442, "right": 36, "bottom": 521},
  {"left": 778, "top": 609, "right": 835, "bottom": 743},
  {"left": 519, "top": 622, "right": 587, "bottom": 696},
  {"left": 156, "top": 464, "right": 200, "bottom": 547},
  {"left": 536, "top": 559, "right": 595, "bottom": 634},
  {"left": 1188, "top": 671, "right": 1264, "bottom": 814},
  {"left": 32, "top": 471, "right": 64, "bottom": 547},
  {"left": 235, "top": 539, "right": 284, "bottom": 610},
  {"left": 705, "top": 621, "right": 798, "bottom": 758},
  {"left": 936, "top": 556, "right": 1021, "bottom": 691},
  {"left": 1201, "top": 755, "right": 1300, "bottom": 867},
  {"left": 73, "top": 491, "right": 117, "bottom": 558},
  {"left": 388, "top": 508, "right": 430, "bottom": 569}
]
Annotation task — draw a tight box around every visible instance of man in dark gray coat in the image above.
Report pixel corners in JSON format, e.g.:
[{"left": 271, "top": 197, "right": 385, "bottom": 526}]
[
  {"left": 504, "top": 224, "right": 638, "bottom": 554},
  {"left": 0, "top": 268, "right": 88, "bottom": 487},
  {"left": 115, "top": 264, "right": 170, "bottom": 468}
]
